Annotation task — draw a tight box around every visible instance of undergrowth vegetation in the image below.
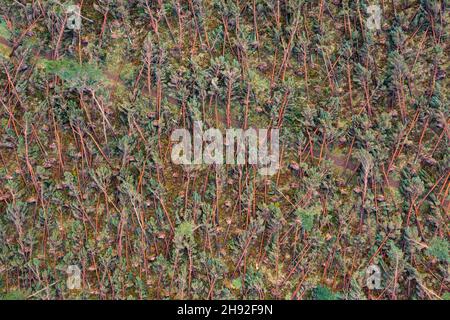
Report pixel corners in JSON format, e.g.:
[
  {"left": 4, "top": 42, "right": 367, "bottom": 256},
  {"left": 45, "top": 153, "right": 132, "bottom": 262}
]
[{"left": 0, "top": 0, "right": 448, "bottom": 300}]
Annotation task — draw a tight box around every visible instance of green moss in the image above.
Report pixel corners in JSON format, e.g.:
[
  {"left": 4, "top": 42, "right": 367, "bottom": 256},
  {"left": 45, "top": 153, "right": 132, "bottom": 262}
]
[
  {"left": 0, "top": 43, "right": 11, "bottom": 59},
  {"left": 0, "top": 18, "right": 11, "bottom": 40},
  {"left": 426, "top": 237, "right": 449, "bottom": 262},
  {"left": 176, "top": 221, "right": 194, "bottom": 238},
  {"left": 40, "top": 58, "right": 106, "bottom": 88},
  {"left": 296, "top": 206, "right": 320, "bottom": 232},
  {"left": 1, "top": 290, "right": 28, "bottom": 300},
  {"left": 312, "top": 285, "right": 341, "bottom": 300},
  {"left": 231, "top": 278, "right": 242, "bottom": 290}
]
